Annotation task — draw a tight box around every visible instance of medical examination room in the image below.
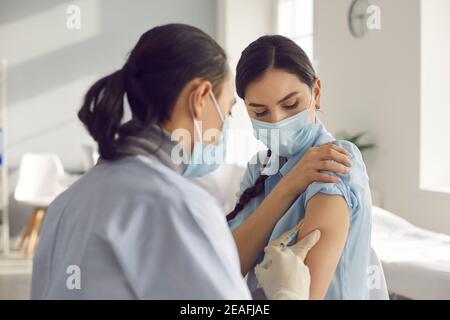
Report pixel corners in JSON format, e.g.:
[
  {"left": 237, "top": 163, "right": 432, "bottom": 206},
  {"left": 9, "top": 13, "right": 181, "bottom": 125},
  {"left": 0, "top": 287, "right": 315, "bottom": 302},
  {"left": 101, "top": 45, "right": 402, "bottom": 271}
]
[{"left": 0, "top": 0, "right": 449, "bottom": 303}]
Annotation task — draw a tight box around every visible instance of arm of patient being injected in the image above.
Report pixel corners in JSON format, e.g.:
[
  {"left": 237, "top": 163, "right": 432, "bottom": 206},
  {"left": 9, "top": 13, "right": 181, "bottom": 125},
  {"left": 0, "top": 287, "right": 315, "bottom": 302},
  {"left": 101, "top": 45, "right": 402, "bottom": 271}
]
[{"left": 295, "top": 192, "right": 350, "bottom": 300}]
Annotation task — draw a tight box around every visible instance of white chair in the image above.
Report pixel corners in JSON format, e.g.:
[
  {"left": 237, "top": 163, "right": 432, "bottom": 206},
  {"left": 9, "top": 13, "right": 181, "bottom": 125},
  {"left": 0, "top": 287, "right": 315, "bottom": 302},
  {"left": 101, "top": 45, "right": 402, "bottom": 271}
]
[{"left": 15, "top": 153, "right": 67, "bottom": 257}]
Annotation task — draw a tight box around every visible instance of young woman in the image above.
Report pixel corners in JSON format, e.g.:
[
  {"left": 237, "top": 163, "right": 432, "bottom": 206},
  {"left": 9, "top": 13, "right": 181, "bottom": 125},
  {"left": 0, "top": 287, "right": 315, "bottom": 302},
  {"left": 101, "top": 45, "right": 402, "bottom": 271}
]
[
  {"left": 228, "top": 35, "right": 386, "bottom": 300},
  {"left": 30, "top": 24, "right": 339, "bottom": 299}
]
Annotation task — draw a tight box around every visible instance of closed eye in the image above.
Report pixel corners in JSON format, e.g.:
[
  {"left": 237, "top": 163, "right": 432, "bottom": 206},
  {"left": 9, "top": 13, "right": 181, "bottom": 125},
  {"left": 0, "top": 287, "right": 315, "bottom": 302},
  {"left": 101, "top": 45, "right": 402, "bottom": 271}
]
[
  {"left": 255, "top": 110, "right": 268, "bottom": 117},
  {"left": 283, "top": 101, "right": 299, "bottom": 110}
]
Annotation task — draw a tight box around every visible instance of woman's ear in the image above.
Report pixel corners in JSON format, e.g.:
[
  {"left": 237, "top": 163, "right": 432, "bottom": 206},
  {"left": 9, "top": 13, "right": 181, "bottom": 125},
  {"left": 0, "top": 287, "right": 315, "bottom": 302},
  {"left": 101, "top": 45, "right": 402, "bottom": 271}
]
[
  {"left": 314, "top": 79, "right": 321, "bottom": 108},
  {"left": 191, "top": 80, "right": 213, "bottom": 120}
]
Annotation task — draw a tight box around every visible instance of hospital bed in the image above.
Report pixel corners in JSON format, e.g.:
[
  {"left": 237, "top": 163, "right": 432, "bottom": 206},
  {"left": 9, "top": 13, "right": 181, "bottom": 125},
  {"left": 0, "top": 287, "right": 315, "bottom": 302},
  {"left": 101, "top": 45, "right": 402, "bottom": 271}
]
[{"left": 372, "top": 206, "right": 450, "bottom": 300}]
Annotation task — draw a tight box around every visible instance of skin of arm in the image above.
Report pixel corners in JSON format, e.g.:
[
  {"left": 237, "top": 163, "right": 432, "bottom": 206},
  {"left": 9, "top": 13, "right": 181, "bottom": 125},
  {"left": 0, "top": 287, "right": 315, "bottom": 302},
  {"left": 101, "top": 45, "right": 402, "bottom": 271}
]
[
  {"left": 296, "top": 192, "right": 350, "bottom": 299},
  {"left": 232, "top": 177, "right": 302, "bottom": 276}
]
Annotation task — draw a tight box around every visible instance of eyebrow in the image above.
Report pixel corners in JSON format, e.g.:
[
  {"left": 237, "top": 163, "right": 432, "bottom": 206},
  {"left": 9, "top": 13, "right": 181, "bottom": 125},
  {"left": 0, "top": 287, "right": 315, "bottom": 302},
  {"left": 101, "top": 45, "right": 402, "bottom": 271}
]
[{"left": 248, "top": 91, "right": 299, "bottom": 107}]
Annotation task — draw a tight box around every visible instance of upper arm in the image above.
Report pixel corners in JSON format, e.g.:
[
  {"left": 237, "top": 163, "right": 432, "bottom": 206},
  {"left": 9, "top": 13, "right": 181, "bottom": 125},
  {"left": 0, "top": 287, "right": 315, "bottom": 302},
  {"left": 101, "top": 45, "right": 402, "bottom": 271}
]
[{"left": 296, "top": 192, "right": 350, "bottom": 300}]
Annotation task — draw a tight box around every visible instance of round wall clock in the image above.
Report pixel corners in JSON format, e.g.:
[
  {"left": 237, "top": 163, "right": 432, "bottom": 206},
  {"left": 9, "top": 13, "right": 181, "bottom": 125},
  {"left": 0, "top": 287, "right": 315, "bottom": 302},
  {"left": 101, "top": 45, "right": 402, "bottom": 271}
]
[{"left": 348, "top": 0, "right": 371, "bottom": 38}]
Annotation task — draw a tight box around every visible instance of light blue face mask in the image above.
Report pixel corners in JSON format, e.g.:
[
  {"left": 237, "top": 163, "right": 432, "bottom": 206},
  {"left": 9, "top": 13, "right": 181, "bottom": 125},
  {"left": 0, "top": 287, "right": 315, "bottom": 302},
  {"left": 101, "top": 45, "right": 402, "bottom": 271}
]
[
  {"left": 250, "top": 107, "right": 320, "bottom": 157},
  {"left": 182, "top": 92, "right": 230, "bottom": 177}
]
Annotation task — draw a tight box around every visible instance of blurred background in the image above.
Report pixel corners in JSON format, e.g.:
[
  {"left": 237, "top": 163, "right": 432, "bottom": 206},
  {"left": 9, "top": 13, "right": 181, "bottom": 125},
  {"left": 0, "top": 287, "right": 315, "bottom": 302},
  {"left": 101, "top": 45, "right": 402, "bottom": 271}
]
[{"left": 0, "top": 0, "right": 449, "bottom": 300}]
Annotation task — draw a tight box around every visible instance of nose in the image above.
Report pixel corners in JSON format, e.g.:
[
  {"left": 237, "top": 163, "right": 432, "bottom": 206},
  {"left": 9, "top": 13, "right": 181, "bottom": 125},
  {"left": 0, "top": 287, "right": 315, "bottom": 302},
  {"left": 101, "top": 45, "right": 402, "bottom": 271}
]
[{"left": 267, "top": 108, "right": 290, "bottom": 123}]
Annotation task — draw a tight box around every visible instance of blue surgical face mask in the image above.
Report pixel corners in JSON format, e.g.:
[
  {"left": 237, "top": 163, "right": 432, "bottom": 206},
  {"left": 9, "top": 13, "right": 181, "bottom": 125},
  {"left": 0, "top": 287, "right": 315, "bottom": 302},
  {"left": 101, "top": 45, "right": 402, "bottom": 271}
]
[
  {"left": 182, "top": 92, "right": 230, "bottom": 177},
  {"left": 250, "top": 106, "right": 320, "bottom": 157}
]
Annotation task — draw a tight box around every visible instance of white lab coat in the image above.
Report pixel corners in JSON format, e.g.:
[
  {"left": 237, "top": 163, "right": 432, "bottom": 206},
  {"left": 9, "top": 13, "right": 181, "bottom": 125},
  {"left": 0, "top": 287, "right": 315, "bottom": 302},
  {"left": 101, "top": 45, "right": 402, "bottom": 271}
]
[{"left": 31, "top": 155, "right": 251, "bottom": 299}]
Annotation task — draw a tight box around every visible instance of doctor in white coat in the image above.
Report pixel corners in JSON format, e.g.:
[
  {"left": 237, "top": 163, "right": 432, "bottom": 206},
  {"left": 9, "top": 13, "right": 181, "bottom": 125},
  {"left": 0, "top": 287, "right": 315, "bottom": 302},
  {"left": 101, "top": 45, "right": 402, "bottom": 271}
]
[{"left": 31, "top": 24, "right": 323, "bottom": 300}]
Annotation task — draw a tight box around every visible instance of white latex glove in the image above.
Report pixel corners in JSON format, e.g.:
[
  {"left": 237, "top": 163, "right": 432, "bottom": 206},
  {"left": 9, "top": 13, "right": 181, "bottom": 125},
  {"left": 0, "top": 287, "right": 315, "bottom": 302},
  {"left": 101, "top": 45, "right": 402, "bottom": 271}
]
[{"left": 254, "top": 228, "right": 321, "bottom": 300}]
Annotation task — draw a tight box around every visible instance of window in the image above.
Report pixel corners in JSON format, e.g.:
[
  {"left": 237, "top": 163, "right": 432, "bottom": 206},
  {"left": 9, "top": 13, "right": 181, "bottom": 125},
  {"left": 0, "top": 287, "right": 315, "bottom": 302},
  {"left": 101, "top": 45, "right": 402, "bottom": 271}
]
[
  {"left": 277, "top": 0, "right": 314, "bottom": 61},
  {"left": 420, "top": 0, "right": 450, "bottom": 193}
]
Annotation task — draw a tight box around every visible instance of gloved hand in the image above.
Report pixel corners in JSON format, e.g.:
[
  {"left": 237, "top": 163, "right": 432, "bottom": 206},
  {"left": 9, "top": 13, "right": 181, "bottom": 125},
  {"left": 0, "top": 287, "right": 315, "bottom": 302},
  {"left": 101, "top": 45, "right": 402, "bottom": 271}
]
[{"left": 254, "top": 227, "right": 321, "bottom": 300}]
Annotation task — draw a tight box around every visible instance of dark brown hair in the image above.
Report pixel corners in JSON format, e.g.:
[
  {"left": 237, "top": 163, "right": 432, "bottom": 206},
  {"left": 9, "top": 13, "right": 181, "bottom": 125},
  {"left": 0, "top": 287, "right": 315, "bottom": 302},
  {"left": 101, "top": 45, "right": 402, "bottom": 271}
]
[
  {"left": 227, "top": 35, "right": 317, "bottom": 221},
  {"left": 78, "top": 24, "right": 228, "bottom": 160}
]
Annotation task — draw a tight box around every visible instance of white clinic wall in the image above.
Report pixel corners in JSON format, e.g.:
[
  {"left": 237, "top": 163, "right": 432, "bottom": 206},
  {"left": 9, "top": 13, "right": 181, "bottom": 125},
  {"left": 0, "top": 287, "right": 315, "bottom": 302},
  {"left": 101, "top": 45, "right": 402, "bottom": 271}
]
[
  {"left": 0, "top": 0, "right": 217, "bottom": 236},
  {"left": 420, "top": 0, "right": 450, "bottom": 192},
  {"left": 216, "top": 0, "right": 276, "bottom": 166},
  {"left": 0, "top": 0, "right": 217, "bottom": 171},
  {"left": 315, "top": 0, "right": 450, "bottom": 234}
]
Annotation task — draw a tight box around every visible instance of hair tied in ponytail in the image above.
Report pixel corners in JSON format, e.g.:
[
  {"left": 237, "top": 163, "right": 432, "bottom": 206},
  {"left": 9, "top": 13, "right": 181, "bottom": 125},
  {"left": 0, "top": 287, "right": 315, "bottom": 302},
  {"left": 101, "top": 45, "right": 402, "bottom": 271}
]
[
  {"left": 78, "top": 69, "right": 126, "bottom": 160},
  {"left": 122, "top": 63, "right": 138, "bottom": 79},
  {"left": 227, "top": 150, "right": 272, "bottom": 221}
]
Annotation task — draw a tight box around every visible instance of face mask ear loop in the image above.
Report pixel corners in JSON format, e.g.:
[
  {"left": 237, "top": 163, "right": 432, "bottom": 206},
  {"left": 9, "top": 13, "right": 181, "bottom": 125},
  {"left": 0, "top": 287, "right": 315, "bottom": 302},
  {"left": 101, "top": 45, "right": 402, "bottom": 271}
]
[
  {"left": 209, "top": 91, "right": 228, "bottom": 145},
  {"left": 308, "top": 88, "right": 318, "bottom": 124},
  {"left": 209, "top": 91, "right": 225, "bottom": 123},
  {"left": 189, "top": 92, "right": 202, "bottom": 143}
]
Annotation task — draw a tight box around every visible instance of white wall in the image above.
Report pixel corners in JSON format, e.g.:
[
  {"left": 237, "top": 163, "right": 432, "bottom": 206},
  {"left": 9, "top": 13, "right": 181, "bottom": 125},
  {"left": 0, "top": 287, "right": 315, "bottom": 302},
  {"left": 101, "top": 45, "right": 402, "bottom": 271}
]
[
  {"left": 420, "top": 0, "right": 450, "bottom": 192},
  {"left": 217, "top": 0, "right": 276, "bottom": 166},
  {"left": 0, "top": 0, "right": 217, "bottom": 171},
  {"left": 315, "top": 0, "right": 450, "bottom": 234},
  {"left": 0, "top": 0, "right": 218, "bottom": 237}
]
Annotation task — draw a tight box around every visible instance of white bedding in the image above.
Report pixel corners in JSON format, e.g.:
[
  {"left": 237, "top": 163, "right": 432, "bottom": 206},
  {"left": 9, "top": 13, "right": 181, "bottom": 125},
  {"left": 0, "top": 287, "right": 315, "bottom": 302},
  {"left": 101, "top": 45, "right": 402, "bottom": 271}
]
[{"left": 372, "top": 206, "right": 450, "bottom": 299}]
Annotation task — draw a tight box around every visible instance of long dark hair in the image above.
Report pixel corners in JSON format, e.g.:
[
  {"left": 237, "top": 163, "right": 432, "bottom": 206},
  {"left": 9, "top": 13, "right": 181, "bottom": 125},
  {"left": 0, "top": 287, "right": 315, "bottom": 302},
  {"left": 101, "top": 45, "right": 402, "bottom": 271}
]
[
  {"left": 78, "top": 24, "right": 228, "bottom": 160},
  {"left": 227, "top": 35, "right": 317, "bottom": 221}
]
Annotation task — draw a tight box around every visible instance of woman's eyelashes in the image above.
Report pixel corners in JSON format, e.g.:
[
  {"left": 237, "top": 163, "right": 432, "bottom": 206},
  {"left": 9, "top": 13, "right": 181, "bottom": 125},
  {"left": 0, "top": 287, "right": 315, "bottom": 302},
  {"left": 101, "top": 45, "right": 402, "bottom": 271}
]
[
  {"left": 254, "top": 101, "right": 300, "bottom": 117},
  {"left": 255, "top": 109, "right": 268, "bottom": 117},
  {"left": 282, "top": 101, "right": 299, "bottom": 110}
]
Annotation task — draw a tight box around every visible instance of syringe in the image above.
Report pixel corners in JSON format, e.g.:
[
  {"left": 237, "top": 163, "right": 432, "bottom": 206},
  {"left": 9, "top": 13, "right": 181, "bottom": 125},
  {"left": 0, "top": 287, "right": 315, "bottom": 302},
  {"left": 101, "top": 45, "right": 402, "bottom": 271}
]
[{"left": 279, "top": 222, "right": 304, "bottom": 249}]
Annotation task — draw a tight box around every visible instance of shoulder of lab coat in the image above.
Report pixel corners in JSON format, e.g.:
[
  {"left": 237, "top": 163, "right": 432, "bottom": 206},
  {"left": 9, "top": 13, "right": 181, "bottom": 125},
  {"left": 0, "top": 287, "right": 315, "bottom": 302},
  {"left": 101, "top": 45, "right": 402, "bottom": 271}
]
[
  {"left": 32, "top": 156, "right": 251, "bottom": 300},
  {"left": 97, "top": 156, "right": 252, "bottom": 299}
]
